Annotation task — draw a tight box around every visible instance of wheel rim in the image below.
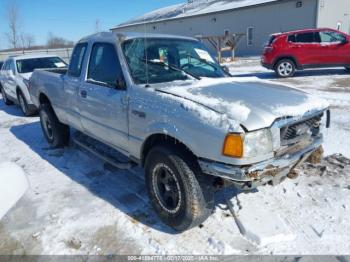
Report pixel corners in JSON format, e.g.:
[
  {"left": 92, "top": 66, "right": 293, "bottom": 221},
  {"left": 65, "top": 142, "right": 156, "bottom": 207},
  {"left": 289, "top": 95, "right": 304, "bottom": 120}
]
[
  {"left": 152, "top": 163, "right": 182, "bottom": 214},
  {"left": 278, "top": 62, "right": 293, "bottom": 76},
  {"left": 41, "top": 111, "right": 54, "bottom": 140},
  {"left": 19, "top": 94, "right": 26, "bottom": 113}
]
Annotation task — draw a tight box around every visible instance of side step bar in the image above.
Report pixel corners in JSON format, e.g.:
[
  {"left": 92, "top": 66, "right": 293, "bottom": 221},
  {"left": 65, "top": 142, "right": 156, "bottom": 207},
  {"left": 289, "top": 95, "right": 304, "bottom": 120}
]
[{"left": 73, "top": 135, "right": 135, "bottom": 170}]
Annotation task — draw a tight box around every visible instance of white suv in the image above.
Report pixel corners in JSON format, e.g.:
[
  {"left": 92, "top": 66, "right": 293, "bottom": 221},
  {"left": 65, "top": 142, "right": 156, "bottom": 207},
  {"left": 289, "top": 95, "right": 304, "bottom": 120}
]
[{"left": 0, "top": 54, "right": 67, "bottom": 116}]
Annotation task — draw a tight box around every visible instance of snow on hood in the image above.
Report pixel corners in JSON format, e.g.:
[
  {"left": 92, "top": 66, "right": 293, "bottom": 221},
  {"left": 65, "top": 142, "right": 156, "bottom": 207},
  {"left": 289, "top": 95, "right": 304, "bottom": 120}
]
[
  {"left": 156, "top": 77, "right": 329, "bottom": 131},
  {"left": 0, "top": 162, "right": 29, "bottom": 220}
]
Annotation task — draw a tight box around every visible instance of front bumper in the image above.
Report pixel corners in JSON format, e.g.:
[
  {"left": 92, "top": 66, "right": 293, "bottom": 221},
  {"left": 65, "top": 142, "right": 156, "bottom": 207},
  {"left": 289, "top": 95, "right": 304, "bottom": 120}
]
[{"left": 199, "top": 136, "right": 323, "bottom": 190}]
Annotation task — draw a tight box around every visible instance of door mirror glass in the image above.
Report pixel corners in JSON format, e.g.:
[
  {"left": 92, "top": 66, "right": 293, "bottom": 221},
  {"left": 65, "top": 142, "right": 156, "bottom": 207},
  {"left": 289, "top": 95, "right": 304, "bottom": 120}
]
[
  {"left": 221, "top": 65, "right": 232, "bottom": 76},
  {"left": 116, "top": 77, "right": 126, "bottom": 90}
]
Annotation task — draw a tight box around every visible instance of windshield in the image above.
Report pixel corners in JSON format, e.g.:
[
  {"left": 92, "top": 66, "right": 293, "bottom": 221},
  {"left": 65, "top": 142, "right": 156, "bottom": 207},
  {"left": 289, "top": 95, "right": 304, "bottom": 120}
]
[
  {"left": 122, "top": 38, "right": 227, "bottom": 85},
  {"left": 16, "top": 57, "right": 67, "bottom": 74}
]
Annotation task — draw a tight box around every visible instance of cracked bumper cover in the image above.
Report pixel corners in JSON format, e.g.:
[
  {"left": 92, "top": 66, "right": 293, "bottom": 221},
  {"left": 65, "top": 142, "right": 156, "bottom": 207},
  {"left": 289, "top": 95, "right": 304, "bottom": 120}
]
[{"left": 199, "top": 136, "right": 323, "bottom": 189}]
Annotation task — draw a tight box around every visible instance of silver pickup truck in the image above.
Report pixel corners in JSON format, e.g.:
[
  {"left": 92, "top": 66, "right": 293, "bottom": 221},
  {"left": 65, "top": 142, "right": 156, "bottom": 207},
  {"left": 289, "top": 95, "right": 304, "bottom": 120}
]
[{"left": 29, "top": 32, "right": 330, "bottom": 231}]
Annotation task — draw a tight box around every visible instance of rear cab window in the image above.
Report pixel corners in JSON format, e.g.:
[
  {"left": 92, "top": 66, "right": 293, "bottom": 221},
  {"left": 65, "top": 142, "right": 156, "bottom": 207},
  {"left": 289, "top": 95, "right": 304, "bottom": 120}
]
[{"left": 68, "top": 43, "right": 88, "bottom": 77}]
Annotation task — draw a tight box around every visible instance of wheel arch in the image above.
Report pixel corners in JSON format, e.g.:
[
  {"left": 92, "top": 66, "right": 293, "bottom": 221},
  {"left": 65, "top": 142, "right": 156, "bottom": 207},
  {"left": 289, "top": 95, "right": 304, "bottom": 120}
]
[
  {"left": 141, "top": 133, "right": 198, "bottom": 167},
  {"left": 38, "top": 92, "right": 52, "bottom": 107},
  {"left": 273, "top": 56, "right": 301, "bottom": 70}
]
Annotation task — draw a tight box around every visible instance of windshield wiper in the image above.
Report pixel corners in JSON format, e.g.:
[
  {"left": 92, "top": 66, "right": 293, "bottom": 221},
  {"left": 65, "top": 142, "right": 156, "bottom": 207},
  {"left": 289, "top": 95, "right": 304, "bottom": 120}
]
[
  {"left": 140, "top": 58, "right": 201, "bottom": 80},
  {"left": 187, "top": 55, "right": 232, "bottom": 77}
]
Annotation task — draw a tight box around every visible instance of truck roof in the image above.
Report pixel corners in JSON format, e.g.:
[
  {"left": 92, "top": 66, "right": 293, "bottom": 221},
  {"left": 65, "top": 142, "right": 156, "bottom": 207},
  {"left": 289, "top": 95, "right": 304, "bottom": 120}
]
[{"left": 78, "top": 31, "right": 198, "bottom": 44}]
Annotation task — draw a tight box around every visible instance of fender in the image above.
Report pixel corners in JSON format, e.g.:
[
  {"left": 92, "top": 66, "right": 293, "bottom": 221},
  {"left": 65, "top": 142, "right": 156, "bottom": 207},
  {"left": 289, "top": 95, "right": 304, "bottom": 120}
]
[{"left": 273, "top": 55, "right": 302, "bottom": 70}]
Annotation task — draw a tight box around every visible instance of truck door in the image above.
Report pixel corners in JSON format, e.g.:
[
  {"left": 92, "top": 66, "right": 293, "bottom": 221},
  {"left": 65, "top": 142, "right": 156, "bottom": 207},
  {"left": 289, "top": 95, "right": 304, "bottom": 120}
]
[
  {"left": 63, "top": 42, "right": 88, "bottom": 131},
  {"left": 78, "top": 42, "right": 129, "bottom": 151}
]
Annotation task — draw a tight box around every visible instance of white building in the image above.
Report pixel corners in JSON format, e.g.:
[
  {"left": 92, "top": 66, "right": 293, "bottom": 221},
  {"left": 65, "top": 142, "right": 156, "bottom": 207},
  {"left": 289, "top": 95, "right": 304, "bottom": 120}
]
[{"left": 111, "top": 0, "right": 350, "bottom": 56}]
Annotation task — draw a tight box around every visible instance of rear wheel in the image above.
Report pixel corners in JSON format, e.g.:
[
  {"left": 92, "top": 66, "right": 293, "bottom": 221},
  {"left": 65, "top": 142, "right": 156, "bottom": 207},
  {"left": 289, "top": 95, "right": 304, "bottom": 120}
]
[
  {"left": 145, "top": 145, "right": 214, "bottom": 232},
  {"left": 39, "top": 103, "right": 70, "bottom": 147},
  {"left": 1, "top": 86, "right": 14, "bottom": 105},
  {"left": 275, "top": 59, "right": 296, "bottom": 78}
]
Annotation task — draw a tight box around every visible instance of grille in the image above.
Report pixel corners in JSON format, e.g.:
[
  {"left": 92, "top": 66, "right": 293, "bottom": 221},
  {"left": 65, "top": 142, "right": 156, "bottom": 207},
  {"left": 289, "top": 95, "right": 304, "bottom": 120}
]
[{"left": 280, "top": 114, "right": 323, "bottom": 145}]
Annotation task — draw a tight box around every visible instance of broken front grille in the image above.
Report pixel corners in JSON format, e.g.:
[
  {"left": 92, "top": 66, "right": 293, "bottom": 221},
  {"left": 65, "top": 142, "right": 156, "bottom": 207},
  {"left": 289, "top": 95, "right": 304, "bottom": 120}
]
[{"left": 280, "top": 113, "right": 323, "bottom": 146}]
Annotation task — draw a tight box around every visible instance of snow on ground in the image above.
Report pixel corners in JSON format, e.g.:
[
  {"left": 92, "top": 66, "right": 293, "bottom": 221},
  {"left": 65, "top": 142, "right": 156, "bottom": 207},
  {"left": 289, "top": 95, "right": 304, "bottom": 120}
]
[
  {"left": 0, "top": 58, "right": 350, "bottom": 255},
  {"left": 0, "top": 163, "right": 28, "bottom": 220}
]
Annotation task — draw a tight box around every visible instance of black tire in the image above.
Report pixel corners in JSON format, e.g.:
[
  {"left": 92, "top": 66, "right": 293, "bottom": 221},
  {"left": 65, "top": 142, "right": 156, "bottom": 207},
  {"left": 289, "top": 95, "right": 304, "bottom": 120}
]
[
  {"left": 39, "top": 103, "right": 70, "bottom": 147},
  {"left": 345, "top": 67, "right": 350, "bottom": 72},
  {"left": 1, "top": 86, "right": 14, "bottom": 105},
  {"left": 275, "top": 59, "right": 296, "bottom": 78},
  {"left": 145, "top": 145, "right": 214, "bottom": 232},
  {"left": 17, "top": 90, "right": 32, "bottom": 116}
]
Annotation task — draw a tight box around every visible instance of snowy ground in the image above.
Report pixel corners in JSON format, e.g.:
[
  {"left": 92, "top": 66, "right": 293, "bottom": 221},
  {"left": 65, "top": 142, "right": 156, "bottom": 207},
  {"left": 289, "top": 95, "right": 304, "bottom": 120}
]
[{"left": 0, "top": 58, "right": 350, "bottom": 255}]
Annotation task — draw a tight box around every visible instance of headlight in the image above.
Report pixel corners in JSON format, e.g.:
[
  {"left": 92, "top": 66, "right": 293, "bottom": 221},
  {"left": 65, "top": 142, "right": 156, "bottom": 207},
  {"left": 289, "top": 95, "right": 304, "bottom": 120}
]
[
  {"left": 222, "top": 129, "right": 273, "bottom": 158},
  {"left": 243, "top": 129, "right": 273, "bottom": 158}
]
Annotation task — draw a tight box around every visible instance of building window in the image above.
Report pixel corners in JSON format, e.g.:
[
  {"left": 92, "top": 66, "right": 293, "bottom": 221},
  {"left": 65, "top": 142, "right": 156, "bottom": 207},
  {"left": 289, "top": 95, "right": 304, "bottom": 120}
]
[{"left": 247, "top": 27, "right": 254, "bottom": 46}]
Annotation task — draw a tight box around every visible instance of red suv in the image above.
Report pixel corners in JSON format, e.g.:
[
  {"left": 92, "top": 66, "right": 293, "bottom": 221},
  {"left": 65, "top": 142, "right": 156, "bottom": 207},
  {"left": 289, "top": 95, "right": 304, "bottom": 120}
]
[{"left": 261, "top": 28, "right": 350, "bottom": 77}]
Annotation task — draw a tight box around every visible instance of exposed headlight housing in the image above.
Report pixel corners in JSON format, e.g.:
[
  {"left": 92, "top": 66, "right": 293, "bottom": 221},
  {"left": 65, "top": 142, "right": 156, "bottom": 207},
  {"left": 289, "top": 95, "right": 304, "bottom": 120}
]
[
  {"left": 223, "top": 129, "right": 273, "bottom": 158},
  {"left": 243, "top": 128, "right": 273, "bottom": 158}
]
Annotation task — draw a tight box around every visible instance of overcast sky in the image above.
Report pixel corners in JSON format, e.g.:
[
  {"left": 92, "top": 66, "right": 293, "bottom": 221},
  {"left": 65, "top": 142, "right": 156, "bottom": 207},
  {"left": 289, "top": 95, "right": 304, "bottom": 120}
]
[{"left": 0, "top": 0, "right": 183, "bottom": 49}]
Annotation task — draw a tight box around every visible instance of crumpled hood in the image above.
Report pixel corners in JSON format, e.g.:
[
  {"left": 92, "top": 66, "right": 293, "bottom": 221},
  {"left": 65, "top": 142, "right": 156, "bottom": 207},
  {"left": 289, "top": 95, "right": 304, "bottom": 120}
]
[{"left": 156, "top": 77, "right": 329, "bottom": 131}]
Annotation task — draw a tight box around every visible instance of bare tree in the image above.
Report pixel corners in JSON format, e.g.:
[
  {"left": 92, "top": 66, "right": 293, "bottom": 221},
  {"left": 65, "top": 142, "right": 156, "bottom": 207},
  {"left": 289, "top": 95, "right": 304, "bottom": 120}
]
[
  {"left": 47, "top": 32, "right": 74, "bottom": 48},
  {"left": 6, "top": 1, "right": 21, "bottom": 49},
  {"left": 25, "top": 34, "right": 35, "bottom": 48},
  {"left": 20, "top": 33, "right": 35, "bottom": 49}
]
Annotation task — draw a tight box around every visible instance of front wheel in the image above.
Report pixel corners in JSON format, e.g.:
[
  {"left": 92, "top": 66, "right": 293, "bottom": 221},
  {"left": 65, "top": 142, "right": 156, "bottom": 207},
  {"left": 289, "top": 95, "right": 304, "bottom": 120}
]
[
  {"left": 17, "top": 91, "right": 32, "bottom": 116},
  {"left": 145, "top": 146, "right": 214, "bottom": 232},
  {"left": 39, "top": 103, "right": 70, "bottom": 148},
  {"left": 275, "top": 59, "right": 296, "bottom": 78}
]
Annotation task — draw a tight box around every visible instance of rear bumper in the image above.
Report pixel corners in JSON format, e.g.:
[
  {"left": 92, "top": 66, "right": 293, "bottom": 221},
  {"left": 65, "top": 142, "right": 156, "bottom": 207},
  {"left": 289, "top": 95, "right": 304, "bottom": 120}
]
[
  {"left": 199, "top": 136, "right": 323, "bottom": 190},
  {"left": 261, "top": 61, "right": 273, "bottom": 70}
]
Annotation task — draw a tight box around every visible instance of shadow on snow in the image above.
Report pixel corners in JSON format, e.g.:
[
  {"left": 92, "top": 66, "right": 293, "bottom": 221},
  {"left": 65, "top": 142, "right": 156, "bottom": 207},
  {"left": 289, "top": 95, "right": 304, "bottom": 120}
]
[{"left": 9, "top": 120, "right": 241, "bottom": 234}]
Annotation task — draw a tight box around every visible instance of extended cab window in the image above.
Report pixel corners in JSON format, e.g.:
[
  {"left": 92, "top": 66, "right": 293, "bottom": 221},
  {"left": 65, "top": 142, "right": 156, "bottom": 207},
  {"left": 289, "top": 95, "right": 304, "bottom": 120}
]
[
  {"left": 296, "top": 32, "right": 316, "bottom": 43},
  {"left": 87, "top": 43, "right": 124, "bottom": 88},
  {"left": 68, "top": 43, "right": 87, "bottom": 77}
]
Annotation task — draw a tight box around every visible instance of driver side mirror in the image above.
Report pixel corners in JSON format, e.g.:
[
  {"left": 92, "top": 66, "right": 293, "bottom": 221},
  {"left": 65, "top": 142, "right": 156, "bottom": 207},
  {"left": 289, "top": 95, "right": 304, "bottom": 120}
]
[
  {"left": 221, "top": 65, "right": 232, "bottom": 76},
  {"left": 115, "top": 77, "right": 126, "bottom": 90},
  {"left": 341, "top": 38, "right": 349, "bottom": 44}
]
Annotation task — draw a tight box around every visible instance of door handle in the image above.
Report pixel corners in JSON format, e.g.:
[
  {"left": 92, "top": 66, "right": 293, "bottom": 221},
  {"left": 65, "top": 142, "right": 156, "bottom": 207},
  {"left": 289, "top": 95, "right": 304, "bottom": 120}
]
[{"left": 80, "top": 90, "right": 87, "bottom": 98}]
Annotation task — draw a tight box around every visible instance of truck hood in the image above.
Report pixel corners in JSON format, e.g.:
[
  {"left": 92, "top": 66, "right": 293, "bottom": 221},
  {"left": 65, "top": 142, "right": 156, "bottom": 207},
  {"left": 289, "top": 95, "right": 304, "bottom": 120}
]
[{"left": 156, "top": 77, "right": 329, "bottom": 131}]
